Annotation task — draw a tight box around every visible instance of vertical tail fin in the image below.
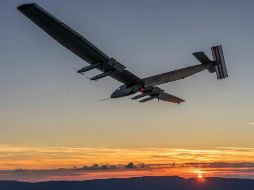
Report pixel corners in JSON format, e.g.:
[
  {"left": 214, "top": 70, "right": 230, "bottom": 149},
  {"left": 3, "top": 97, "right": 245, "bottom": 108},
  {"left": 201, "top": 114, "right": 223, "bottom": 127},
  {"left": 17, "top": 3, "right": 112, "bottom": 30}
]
[{"left": 211, "top": 45, "right": 228, "bottom": 79}]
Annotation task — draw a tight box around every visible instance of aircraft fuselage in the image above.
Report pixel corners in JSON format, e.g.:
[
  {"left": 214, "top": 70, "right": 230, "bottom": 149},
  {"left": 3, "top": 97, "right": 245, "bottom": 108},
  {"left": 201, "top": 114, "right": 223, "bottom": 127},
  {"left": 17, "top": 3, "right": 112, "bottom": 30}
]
[{"left": 111, "top": 84, "right": 143, "bottom": 98}]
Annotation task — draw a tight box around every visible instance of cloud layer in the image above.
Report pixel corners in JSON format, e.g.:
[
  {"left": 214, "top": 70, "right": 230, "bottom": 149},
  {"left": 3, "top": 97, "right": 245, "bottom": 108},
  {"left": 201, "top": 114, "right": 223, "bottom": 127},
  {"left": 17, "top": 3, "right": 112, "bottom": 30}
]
[{"left": 1, "top": 145, "right": 254, "bottom": 181}]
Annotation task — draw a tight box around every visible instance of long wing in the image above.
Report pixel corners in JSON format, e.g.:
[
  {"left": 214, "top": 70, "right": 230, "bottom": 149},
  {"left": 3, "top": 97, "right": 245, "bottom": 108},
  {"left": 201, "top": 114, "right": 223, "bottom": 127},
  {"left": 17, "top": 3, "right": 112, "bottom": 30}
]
[
  {"left": 17, "top": 3, "right": 142, "bottom": 85},
  {"left": 158, "top": 92, "right": 185, "bottom": 104},
  {"left": 132, "top": 86, "right": 184, "bottom": 104},
  {"left": 142, "top": 63, "right": 212, "bottom": 87}
]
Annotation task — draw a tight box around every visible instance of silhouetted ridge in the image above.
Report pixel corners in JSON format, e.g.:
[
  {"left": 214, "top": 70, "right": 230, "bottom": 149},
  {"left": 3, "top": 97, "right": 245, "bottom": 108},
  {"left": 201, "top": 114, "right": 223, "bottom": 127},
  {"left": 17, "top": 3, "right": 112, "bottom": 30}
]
[{"left": 1, "top": 176, "right": 254, "bottom": 190}]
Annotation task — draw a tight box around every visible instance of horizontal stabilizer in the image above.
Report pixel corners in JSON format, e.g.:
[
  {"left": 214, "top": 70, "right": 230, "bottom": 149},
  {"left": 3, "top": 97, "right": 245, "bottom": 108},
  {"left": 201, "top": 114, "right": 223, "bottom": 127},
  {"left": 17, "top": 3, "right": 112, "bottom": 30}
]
[
  {"left": 193, "top": 45, "right": 228, "bottom": 78},
  {"left": 211, "top": 46, "right": 228, "bottom": 79}
]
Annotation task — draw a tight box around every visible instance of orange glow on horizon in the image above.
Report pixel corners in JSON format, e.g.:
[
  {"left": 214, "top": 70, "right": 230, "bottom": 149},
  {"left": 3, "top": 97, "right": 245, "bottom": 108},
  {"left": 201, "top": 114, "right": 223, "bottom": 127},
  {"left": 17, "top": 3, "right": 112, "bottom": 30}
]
[
  {"left": 1, "top": 145, "right": 254, "bottom": 170},
  {"left": 0, "top": 145, "right": 254, "bottom": 181}
]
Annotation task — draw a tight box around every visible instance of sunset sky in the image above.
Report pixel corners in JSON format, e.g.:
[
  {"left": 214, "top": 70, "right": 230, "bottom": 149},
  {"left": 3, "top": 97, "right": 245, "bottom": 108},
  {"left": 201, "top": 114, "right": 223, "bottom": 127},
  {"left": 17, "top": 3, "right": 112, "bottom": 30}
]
[{"left": 1, "top": 0, "right": 254, "bottom": 181}]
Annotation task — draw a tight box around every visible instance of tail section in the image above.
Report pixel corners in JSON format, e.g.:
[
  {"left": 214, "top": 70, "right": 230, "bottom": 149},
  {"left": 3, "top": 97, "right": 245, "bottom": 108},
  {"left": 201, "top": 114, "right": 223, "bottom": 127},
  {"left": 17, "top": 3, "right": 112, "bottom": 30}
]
[
  {"left": 211, "top": 45, "right": 228, "bottom": 79},
  {"left": 193, "top": 45, "right": 228, "bottom": 79}
]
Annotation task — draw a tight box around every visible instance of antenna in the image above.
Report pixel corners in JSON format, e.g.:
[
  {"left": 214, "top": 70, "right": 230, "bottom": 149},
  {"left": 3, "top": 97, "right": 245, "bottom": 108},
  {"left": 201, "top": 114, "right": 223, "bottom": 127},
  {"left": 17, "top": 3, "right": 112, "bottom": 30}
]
[{"left": 98, "top": 97, "right": 111, "bottom": 102}]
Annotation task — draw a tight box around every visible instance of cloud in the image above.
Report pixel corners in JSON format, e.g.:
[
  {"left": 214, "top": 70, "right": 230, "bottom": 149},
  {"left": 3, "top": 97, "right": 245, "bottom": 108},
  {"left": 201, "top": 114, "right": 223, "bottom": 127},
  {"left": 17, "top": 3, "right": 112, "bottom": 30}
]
[
  {"left": 248, "top": 123, "right": 254, "bottom": 125},
  {"left": 2, "top": 162, "right": 254, "bottom": 182},
  {"left": 184, "top": 162, "right": 254, "bottom": 168},
  {"left": 0, "top": 162, "right": 149, "bottom": 182},
  {"left": 80, "top": 162, "right": 145, "bottom": 170},
  {"left": 1, "top": 145, "right": 254, "bottom": 170}
]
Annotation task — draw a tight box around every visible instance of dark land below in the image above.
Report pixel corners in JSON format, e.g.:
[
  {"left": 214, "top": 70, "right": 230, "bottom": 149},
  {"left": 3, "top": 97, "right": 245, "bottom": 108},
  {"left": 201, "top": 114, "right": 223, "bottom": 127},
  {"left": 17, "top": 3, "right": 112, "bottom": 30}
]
[{"left": 1, "top": 176, "right": 254, "bottom": 190}]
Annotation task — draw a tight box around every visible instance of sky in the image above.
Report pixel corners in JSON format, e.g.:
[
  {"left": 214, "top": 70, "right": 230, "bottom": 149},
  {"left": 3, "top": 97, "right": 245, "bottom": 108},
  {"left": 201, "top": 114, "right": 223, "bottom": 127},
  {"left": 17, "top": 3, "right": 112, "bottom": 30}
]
[{"left": 0, "top": 0, "right": 254, "bottom": 181}]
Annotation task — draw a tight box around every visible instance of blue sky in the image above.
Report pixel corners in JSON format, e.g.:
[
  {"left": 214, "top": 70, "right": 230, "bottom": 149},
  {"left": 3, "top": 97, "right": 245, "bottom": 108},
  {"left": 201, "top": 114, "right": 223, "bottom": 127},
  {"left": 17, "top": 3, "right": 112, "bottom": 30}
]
[{"left": 0, "top": 0, "right": 254, "bottom": 149}]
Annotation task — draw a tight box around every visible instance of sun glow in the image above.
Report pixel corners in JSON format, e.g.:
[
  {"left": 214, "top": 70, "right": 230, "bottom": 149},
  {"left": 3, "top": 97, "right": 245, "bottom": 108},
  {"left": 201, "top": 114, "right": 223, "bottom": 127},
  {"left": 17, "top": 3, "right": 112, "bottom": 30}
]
[
  {"left": 193, "top": 170, "right": 205, "bottom": 178},
  {"left": 193, "top": 170, "right": 206, "bottom": 182}
]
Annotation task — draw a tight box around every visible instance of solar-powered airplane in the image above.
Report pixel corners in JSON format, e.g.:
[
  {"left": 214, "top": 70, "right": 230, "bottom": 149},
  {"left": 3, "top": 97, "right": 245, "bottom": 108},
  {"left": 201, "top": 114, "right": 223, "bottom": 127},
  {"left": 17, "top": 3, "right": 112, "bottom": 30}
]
[{"left": 18, "top": 3, "right": 228, "bottom": 104}]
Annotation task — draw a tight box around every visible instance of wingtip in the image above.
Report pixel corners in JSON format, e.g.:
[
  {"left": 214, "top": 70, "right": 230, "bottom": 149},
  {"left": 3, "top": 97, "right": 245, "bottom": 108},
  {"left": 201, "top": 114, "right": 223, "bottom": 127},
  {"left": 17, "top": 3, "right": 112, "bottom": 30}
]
[
  {"left": 177, "top": 98, "right": 185, "bottom": 104},
  {"left": 17, "top": 3, "right": 36, "bottom": 11}
]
